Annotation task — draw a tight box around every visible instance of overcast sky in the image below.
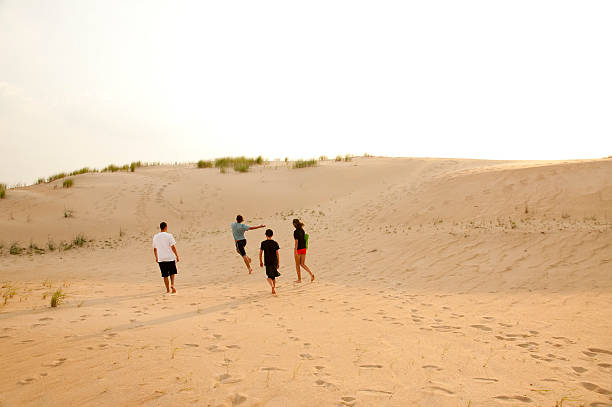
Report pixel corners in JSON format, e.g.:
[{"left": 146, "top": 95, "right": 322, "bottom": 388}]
[{"left": 1, "top": 0, "right": 611, "bottom": 185}]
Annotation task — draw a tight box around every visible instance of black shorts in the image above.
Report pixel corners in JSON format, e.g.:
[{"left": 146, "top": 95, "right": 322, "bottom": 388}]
[
  {"left": 265, "top": 264, "right": 280, "bottom": 280},
  {"left": 235, "top": 239, "right": 247, "bottom": 256},
  {"left": 158, "top": 261, "right": 177, "bottom": 278}
]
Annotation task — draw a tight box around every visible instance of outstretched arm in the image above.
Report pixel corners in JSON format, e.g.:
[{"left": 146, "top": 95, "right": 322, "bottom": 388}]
[
  {"left": 171, "top": 245, "right": 180, "bottom": 262},
  {"left": 248, "top": 224, "right": 265, "bottom": 231}
]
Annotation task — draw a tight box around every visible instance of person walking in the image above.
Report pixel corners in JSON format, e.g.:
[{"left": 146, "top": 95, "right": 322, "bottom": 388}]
[
  {"left": 153, "top": 221, "right": 179, "bottom": 293},
  {"left": 292, "top": 218, "right": 314, "bottom": 283},
  {"left": 259, "top": 229, "right": 280, "bottom": 295}
]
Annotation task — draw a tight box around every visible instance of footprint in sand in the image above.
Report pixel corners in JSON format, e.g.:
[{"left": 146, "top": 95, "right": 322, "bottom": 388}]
[
  {"left": 339, "top": 396, "right": 356, "bottom": 406},
  {"left": 45, "top": 358, "right": 67, "bottom": 367},
  {"left": 473, "top": 377, "right": 498, "bottom": 383},
  {"left": 216, "top": 373, "right": 242, "bottom": 384},
  {"left": 422, "top": 365, "right": 442, "bottom": 371},
  {"left": 359, "top": 364, "right": 383, "bottom": 369},
  {"left": 494, "top": 395, "right": 533, "bottom": 403},
  {"left": 588, "top": 348, "right": 612, "bottom": 355},
  {"left": 38, "top": 317, "right": 53, "bottom": 321},
  {"left": 426, "top": 386, "right": 455, "bottom": 396},
  {"left": 18, "top": 377, "right": 36, "bottom": 385},
  {"left": 470, "top": 325, "right": 492, "bottom": 331},
  {"left": 299, "top": 353, "right": 314, "bottom": 360},
  {"left": 572, "top": 366, "right": 588, "bottom": 374},
  {"left": 581, "top": 382, "right": 612, "bottom": 396},
  {"left": 314, "top": 379, "right": 337, "bottom": 390}
]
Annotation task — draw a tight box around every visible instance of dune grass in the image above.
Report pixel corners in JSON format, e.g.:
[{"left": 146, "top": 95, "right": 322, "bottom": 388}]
[
  {"left": 50, "top": 288, "right": 66, "bottom": 307},
  {"left": 197, "top": 160, "right": 213, "bottom": 168},
  {"left": 214, "top": 156, "right": 264, "bottom": 173},
  {"left": 335, "top": 155, "right": 343, "bottom": 162},
  {"left": 9, "top": 242, "right": 24, "bottom": 255},
  {"left": 72, "top": 234, "right": 87, "bottom": 248},
  {"left": 47, "top": 173, "right": 67, "bottom": 183},
  {"left": 293, "top": 159, "right": 318, "bottom": 169},
  {"left": 0, "top": 183, "right": 5, "bottom": 199},
  {"left": 62, "top": 179, "right": 74, "bottom": 188}
]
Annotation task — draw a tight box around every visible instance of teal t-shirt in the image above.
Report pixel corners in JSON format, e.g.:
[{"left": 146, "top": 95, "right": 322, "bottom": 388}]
[{"left": 231, "top": 222, "right": 250, "bottom": 240}]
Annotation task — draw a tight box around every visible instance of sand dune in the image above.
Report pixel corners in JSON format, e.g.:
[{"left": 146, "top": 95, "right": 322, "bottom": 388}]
[{"left": 1, "top": 157, "right": 611, "bottom": 406}]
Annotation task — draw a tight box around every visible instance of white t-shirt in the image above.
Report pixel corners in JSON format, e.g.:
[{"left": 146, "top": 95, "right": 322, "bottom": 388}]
[{"left": 152, "top": 232, "right": 177, "bottom": 262}]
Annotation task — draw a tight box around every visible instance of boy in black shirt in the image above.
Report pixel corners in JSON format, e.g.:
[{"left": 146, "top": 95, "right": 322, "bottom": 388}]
[{"left": 259, "top": 229, "right": 280, "bottom": 295}]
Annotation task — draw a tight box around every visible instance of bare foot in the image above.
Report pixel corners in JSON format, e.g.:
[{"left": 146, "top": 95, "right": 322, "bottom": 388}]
[
  {"left": 248, "top": 268, "right": 253, "bottom": 274},
  {"left": 171, "top": 286, "right": 176, "bottom": 294},
  {"left": 310, "top": 274, "right": 315, "bottom": 282},
  {"left": 272, "top": 288, "right": 276, "bottom": 295},
  {"left": 294, "top": 279, "right": 302, "bottom": 283}
]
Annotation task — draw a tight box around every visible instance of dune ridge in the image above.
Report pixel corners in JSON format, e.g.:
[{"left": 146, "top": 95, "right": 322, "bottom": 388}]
[{"left": 0, "top": 157, "right": 611, "bottom": 406}]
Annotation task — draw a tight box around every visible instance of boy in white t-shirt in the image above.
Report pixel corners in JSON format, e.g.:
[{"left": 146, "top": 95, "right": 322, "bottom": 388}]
[{"left": 153, "top": 221, "right": 180, "bottom": 293}]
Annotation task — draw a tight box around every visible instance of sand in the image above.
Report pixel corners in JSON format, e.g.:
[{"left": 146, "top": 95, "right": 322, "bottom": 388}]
[{"left": 0, "top": 157, "right": 611, "bottom": 406}]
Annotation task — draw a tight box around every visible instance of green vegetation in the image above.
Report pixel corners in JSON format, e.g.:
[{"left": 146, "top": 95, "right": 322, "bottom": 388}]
[
  {"left": 2, "top": 284, "right": 17, "bottom": 305},
  {"left": 47, "top": 173, "right": 67, "bottom": 182},
  {"left": 335, "top": 155, "right": 343, "bottom": 162},
  {"left": 293, "top": 159, "right": 318, "bottom": 169},
  {"left": 9, "top": 242, "right": 24, "bottom": 255},
  {"left": 62, "top": 179, "right": 74, "bottom": 188},
  {"left": 364, "top": 153, "right": 373, "bottom": 158},
  {"left": 197, "top": 160, "right": 213, "bottom": 168},
  {"left": 64, "top": 209, "right": 74, "bottom": 218},
  {"left": 214, "top": 156, "right": 264, "bottom": 173},
  {"left": 0, "top": 183, "right": 5, "bottom": 199},
  {"left": 319, "top": 155, "right": 328, "bottom": 161},
  {"left": 28, "top": 242, "right": 45, "bottom": 254},
  {"left": 36, "top": 178, "right": 46, "bottom": 185},
  {"left": 101, "top": 164, "right": 129, "bottom": 173},
  {"left": 130, "top": 161, "right": 142, "bottom": 172},
  {"left": 344, "top": 154, "right": 352, "bottom": 162},
  {"left": 69, "top": 167, "right": 93, "bottom": 176},
  {"left": 50, "top": 288, "right": 66, "bottom": 307},
  {"left": 72, "top": 234, "right": 87, "bottom": 248}
]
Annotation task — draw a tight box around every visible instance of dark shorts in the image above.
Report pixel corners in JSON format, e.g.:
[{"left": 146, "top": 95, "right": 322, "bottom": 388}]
[
  {"left": 235, "top": 239, "right": 247, "bottom": 256},
  {"left": 158, "top": 261, "right": 177, "bottom": 278},
  {"left": 265, "top": 264, "right": 280, "bottom": 280}
]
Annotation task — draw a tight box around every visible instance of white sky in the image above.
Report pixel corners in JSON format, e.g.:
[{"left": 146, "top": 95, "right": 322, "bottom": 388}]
[{"left": 1, "top": 0, "right": 611, "bottom": 185}]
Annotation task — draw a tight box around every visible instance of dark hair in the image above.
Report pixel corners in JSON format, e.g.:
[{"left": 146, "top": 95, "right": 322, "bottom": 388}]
[
  {"left": 292, "top": 218, "right": 304, "bottom": 229},
  {"left": 160, "top": 222, "right": 167, "bottom": 230},
  {"left": 236, "top": 215, "right": 243, "bottom": 223},
  {"left": 265, "top": 229, "right": 273, "bottom": 237}
]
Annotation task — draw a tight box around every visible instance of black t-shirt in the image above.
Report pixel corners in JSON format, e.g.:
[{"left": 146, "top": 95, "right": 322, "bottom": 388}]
[
  {"left": 293, "top": 228, "right": 306, "bottom": 250},
  {"left": 260, "top": 239, "right": 280, "bottom": 265}
]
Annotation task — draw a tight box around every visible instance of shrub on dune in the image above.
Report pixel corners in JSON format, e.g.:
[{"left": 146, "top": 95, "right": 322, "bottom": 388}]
[
  {"left": 293, "top": 159, "right": 318, "bottom": 169},
  {"left": 0, "top": 183, "right": 5, "bottom": 199},
  {"left": 197, "top": 160, "right": 213, "bottom": 168},
  {"left": 50, "top": 289, "right": 66, "bottom": 307},
  {"left": 62, "top": 179, "right": 74, "bottom": 188}
]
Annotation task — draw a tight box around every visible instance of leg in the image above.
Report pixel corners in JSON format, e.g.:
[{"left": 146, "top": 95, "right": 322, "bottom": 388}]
[
  {"left": 299, "top": 254, "right": 315, "bottom": 281},
  {"left": 163, "top": 277, "right": 170, "bottom": 293},
  {"left": 170, "top": 274, "right": 176, "bottom": 293},
  {"left": 243, "top": 255, "right": 252, "bottom": 273},
  {"left": 294, "top": 252, "right": 302, "bottom": 282},
  {"left": 267, "top": 278, "right": 276, "bottom": 294}
]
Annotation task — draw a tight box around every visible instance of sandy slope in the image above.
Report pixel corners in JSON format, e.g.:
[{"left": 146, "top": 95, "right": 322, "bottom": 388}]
[{"left": 0, "top": 157, "right": 611, "bottom": 407}]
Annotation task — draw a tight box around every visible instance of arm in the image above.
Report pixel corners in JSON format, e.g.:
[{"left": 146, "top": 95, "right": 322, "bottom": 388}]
[
  {"left": 259, "top": 249, "right": 263, "bottom": 267},
  {"left": 171, "top": 245, "right": 179, "bottom": 262},
  {"left": 294, "top": 239, "right": 298, "bottom": 254},
  {"left": 248, "top": 224, "right": 265, "bottom": 231},
  {"left": 153, "top": 248, "right": 158, "bottom": 262},
  {"left": 276, "top": 250, "right": 280, "bottom": 269}
]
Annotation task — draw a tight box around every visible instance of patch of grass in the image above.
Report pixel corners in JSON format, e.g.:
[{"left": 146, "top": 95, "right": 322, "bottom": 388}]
[
  {"left": 344, "top": 154, "right": 352, "bottom": 162},
  {"left": 72, "top": 234, "right": 87, "bottom": 248},
  {"left": 293, "top": 159, "right": 318, "bottom": 169},
  {"left": 0, "top": 183, "right": 6, "bottom": 199},
  {"left": 197, "top": 160, "right": 213, "bottom": 168},
  {"left": 47, "top": 239, "right": 56, "bottom": 251},
  {"left": 28, "top": 241, "right": 45, "bottom": 254},
  {"left": 335, "top": 155, "right": 343, "bottom": 162},
  {"left": 36, "top": 178, "right": 46, "bottom": 185},
  {"left": 255, "top": 156, "right": 264, "bottom": 165},
  {"left": 130, "top": 161, "right": 142, "bottom": 172},
  {"left": 2, "top": 285, "right": 17, "bottom": 305},
  {"left": 214, "top": 156, "right": 262, "bottom": 173},
  {"left": 64, "top": 208, "right": 74, "bottom": 218},
  {"left": 47, "top": 173, "right": 67, "bottom": 182},
  {"left": 62, "top": 179, "right": 74, "bottom": 188},
  {"left": 364, "top": 152, "right": 373, "bottom": 157},
  {"left": 50, "top": 288, "right": 66, "bottom": 307},
  {"left": 69, "top": 167, "right": 92, "bottom": 176},
  {"left": 319, "top": 155, "right": 327, "bottom": 161},
  {"left": 9, "top": 242, "right": 24, "bottom": 255}
]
